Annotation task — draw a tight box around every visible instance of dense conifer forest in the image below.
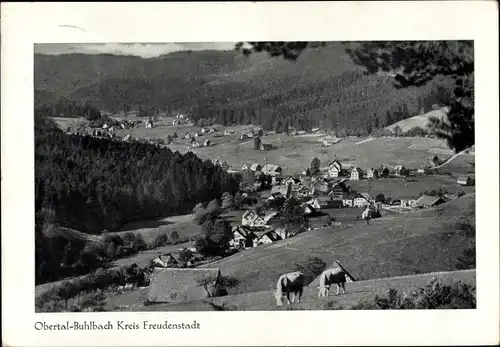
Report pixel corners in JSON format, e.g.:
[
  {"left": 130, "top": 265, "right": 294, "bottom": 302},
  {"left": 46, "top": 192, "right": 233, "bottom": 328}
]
[
  {"left": 35, "top": 44, "right": 456, "bottom": 134},
  {"left": 35, "top": 110, "right": 238, "bottom": 284}
]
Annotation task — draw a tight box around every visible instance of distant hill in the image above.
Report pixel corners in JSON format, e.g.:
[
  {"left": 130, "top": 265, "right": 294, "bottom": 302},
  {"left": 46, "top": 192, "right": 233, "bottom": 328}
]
[
  {"left": 34, "top": 43, "right": 456, "bottom": 133},
  {"left": 385, "top": 107, "right": 450, "bottom": 133}
]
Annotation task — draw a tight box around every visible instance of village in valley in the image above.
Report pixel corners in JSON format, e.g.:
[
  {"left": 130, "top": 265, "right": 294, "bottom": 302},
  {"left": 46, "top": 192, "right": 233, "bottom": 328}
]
[{"left": 34, "top": 41, "right": 477, "bottom": 312}]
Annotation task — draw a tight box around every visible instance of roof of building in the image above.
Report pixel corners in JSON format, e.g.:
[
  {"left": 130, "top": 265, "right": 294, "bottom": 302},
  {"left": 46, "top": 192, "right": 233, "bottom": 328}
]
[
  {"left": 256, "top": 230, "right": 282, "bottom": 242},
  {"left": 457, "top": 176, "right": 472, "bottom": 181},
  {"left": 263, "top": 164, "right": 282, "bottom": 172},
  {"left": 271, "top": 185, "right": 290, "bottom": 195},
  {"left": 233, "top": 226, "right": 257, "bottom": 239},
  {"left": 415, "top": 195, "right": 445, "bottom": 206},
  {"left": 394, "top": 165, "right": 406, "bottom": 170},
  {"left": 147, "top": 268, "right": 221, "bottom": 303},
  {"left": 250, "top": 163, "right": 262, "bottom": 170}
]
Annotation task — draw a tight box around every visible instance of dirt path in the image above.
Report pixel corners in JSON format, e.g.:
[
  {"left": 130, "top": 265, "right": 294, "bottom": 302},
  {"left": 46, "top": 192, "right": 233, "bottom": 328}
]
[
  {"left": 355, "top": 137, "right": 375, "bottom": 145},
  {"left": 432, "top": 147, "right": 473, "bottom": 169}
]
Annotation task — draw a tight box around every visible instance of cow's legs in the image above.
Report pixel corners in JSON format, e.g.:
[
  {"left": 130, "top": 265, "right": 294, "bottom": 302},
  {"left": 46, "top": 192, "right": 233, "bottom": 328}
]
[
  {"left": 341, "top": 282, "right": 346, "bottom": 294},
  {"left": 286, "top": 291, "right": 291, "bottom": 305},
  {"left": 336, "top": 284, "right": 340, "bottom": 295}
]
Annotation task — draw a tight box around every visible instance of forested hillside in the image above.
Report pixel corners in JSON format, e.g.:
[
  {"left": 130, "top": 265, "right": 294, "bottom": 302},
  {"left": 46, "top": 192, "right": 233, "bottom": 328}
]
[
  {"left": 35, "top": 43, "right": 456, "bottom": 133},
  {"left": 35, "top": 108, "right": 239, "bottom": 284}
]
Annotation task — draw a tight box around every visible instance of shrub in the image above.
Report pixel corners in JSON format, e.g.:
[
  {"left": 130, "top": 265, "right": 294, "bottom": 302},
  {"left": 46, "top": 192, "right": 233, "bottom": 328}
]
[
  {"left": 151, "top": 233, "right": 169, "bottom": 248},
  {"left": 349, "top": 279, "right": 476, "bottom": 310},
  {"left": 457, "top": 191, "right": 466, "bottom": 197},
  {"left": 170, "top": 230, "right": 180, "bottom": 243},
  {"left": 294, "top": 257, "right": 327, "bottom": 285},
  {"left": 456, "top": 216, "right": 475, "bottom": 237}
]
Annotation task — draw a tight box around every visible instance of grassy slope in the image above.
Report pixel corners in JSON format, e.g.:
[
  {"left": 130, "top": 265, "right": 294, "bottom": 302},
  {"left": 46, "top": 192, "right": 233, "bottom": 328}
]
[
  {"left": 107, "top": 269, "right": 476, "bottom": 311},
  {"left": 106, "top": 118, "right": 455, "bottom": 175},
  {"left": 192, "top": 193, "right": 475, "bottom": 295},
  {"left": 384, "top": 107, "right": 450, "bottom": 132}
]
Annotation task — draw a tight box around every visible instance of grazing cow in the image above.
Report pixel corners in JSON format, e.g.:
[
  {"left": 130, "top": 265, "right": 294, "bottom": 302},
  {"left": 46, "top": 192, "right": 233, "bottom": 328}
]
[
  {"left": 274, "top": 271, "right": 305, "bottom": 307},
  {"left": 318, "top": 267, "right": 349, "bottom": 298}
]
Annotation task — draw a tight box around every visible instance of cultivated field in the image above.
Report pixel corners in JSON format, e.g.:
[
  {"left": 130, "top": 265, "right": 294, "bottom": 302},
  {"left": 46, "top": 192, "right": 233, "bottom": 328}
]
[{"left": 106, "top": 269, "right": 476, "bottom": 311}]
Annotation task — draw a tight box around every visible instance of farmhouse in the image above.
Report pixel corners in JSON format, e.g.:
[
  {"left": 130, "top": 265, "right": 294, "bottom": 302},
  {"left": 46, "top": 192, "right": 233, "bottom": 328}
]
[
  {"left": 296, "top": 130, "right": 306, "bottom": 136},
  {"left": 328, "top": 165, "right": 342, "bottom": 178},
  {"left": 350, "top": 167, "right": 363, "bottom": 180},
  {"left": 147, "top": 268, "right": 225, "bottom": 303},
  {"left": 204, "top": 139, "right": 211, "bottom": 147},
  {"left": 393, "top": 165, "right": 409, "bottom": 177},
  {"left": 457, "top": 176, "right": 474, "bottom": 186},
  {"left": 417, "top": 166, "right": 428, "bottom": 174},
  {"left": 224, "top": 129, "right": 235, "bottom": 136},
  {"left": 328, "top": 160, "right": 342, "bottom": 172},
  {"left": 230, "top": 226, "right": 257, "bottom": 249},
  {"left": 311, "top": 179, "right": 330, "bottom": 196},
  {"left": 241, "top": 164, "right": 249, "bottom": 171},
  {"left": 380, "top": 167, "right": 390, "bottom": 178},
  {"left": 271, "top": 175, "right": 283, "bottom": 186},
  {"left": 367, "top": 168, "right": 379, "bottom": 179},
  {"left": 262, "top": 164, "right": 283, "bottom": 176},
  {"left": 253, "top": 230, "right": 283, "bottom": 247},
  {"left": 271, "top": 183, "right": 292, "bottom": 199},
  {"left": 192, "top": 141, "right": 200, "bottom": 148},
  {"left": 152, "top": 253, "right": 179, "bottom": 268},
  {"left": 283, "top": 176, "right": 302, "bottom": 187},
  {"left": 242, "top": 210, "right": 259, "bottom": 226},
  {"left": 353, "top": 193, "right": 372, "bottom": 208},
  {"left": 328, "top": 181, "right": 349, "bottom": 199},
  {"left": 292, "top": 185, "right": 311, "bottom": 199},
  {"left": 201, "top": 127, "right": 207, "bottom": 134},
  {"left": 414, "top": 195, "right": 446, "bottom": 208},
  {"left": 145, "top": 120, "right": 153, "bottom": 129},
  {"left": 184, "top": 132, "right": 191, "bottom": 139},
  {"left": 250, "top": 163, "right": 262, "bottom": 172},
  {"left": 172, "top": 119, "right": 179, "bottom": 126},
  {"left": 342, "top": 192, "right": 359, "bottom": 207}
]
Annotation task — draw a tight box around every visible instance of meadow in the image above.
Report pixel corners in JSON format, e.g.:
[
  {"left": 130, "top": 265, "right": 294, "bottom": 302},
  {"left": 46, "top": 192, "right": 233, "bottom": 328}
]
[
  {"left": 107, "top": 117, "right": 455, "bottom": 176},
  {"left": 106, "top": 269, "right": 476, "bottom": 311},
  {"left": 191, "top": 194, "right": 473, "bottom": 296}
]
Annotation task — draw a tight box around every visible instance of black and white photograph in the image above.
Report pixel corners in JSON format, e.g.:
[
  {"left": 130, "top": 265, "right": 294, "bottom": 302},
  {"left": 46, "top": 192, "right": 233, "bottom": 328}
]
[
  {"left": 2, "top": 2, "right": 498, "bottom": 347},
  {"left": 34, "top": 40, "right": 477, "bottom": 312}
]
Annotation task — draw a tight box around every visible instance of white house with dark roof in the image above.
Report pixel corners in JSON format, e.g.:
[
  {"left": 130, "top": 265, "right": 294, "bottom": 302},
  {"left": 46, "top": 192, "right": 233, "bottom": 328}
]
[
  {"left": 393, "top": 165, "right": 409, "bottom": 177},
  {"left": 367, "top": 168, "right": 379, "bottom": 179},
  {"left": 253, "top": 230, "right": 283, "bottom": 247},
  {"left": 457, "top": 176, "right": 474, "bottom": 186},
  {"left": 353, "top": 193, "right": 372, "bottom": 208},
  {"left": 262, "top": 164, "right": 282, "bottom": 176},
  {"left": 152, "top": 253, "right": 179, "bottom": 268},
  {"left": 350, "top": 167, "right": 363, "bottom": 180}
]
